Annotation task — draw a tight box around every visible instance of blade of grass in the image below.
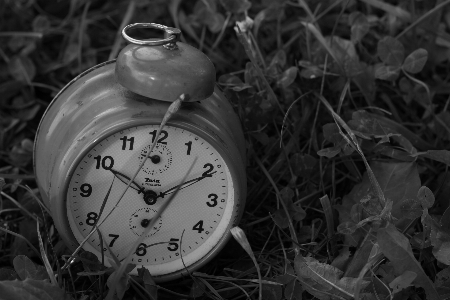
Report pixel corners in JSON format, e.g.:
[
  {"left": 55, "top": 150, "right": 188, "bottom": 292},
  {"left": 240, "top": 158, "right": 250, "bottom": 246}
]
[
  {"left": 108, "top": 0, "right": 136, "bottom": 60},
  {"left": 36, "top": 218, "right": 58, "bottom": 286}
]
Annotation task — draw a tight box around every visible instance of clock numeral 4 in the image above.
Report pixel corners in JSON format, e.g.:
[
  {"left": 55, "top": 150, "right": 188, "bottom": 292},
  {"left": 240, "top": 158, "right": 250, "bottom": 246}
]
[
  {"left": 192, "top": 220, "right": 205, "bottom": 233},
  {"left": 120, "top": 136, "right": 134, "bottom": 150},
  {"left": 94, "top": 155, "right": 114, "bottom": 170},
  {"left": 149, "top": 130, "right": 168, "bottom": 145},
  {"left": 167, "top": 238, "right": 179, "bottom": 251}
]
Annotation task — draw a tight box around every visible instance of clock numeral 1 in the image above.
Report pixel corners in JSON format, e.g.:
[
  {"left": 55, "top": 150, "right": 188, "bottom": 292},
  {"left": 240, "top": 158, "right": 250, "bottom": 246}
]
[
  {"left": 94, "top": 155, "right": 114, "bottom": 170},
  {"left": 136, "top": 243, "right": 147, "bottom": 256},
  {"left": 149, "top": 130, "right": 168, "bottom": 145},
  {"left": 167, "top": 238, "right": 179, "bottom": 251},
  {"left": 206, "top": 194, "right": 218, "bottom": 207},
  {"left": 192, "top": 220, "right": 205, "bottom": 233},
  {"left": 185, "top": 141, "right": 192, "bottom": 155},
  {"left": 120, "top": 136, "right": 134, "bottom": 150},
  {"left": 108, "top": 234, "right": 119, "bottom": 247}
]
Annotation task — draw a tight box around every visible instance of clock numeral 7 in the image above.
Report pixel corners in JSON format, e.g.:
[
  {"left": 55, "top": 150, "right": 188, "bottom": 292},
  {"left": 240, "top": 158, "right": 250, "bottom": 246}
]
[
  {"left": 149, "top": 130, "right": 168, "bottom": 144},
  {"left": 120, "top": 136, "right": 134, "bottom": 150},
  {"left": 108, "top": 234, "right": 119, "bottom": 247},
  {"left": 167, "top": 238, "right": 179, "bottom": 251}
]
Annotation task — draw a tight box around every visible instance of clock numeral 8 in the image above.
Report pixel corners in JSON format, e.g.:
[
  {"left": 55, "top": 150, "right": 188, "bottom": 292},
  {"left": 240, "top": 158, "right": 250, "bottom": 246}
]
[
  {"left": 136, "top": 243, "right": 147, "bottom": 256},
  {"left": 86, "top": 212, "right": 98, "bottom": 226}
]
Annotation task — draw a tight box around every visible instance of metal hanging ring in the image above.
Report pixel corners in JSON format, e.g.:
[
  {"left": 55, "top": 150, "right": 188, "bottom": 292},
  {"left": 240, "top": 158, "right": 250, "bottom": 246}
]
[{"left": 121, "top": 23, "right": 181, "bottom": 49}]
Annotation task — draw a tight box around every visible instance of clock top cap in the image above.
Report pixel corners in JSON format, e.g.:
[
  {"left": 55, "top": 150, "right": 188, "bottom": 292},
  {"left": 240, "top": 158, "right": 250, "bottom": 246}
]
[{"left": 116, "top": 23, "right": 215, "bottom": 102}]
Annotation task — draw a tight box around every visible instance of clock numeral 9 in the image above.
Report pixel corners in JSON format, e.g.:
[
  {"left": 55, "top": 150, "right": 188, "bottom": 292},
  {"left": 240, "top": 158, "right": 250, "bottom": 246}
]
[
  {"left": 94, "top": 155, "right": 114, "bottom": 170},
  {"left": 192, "top": 220, "right": 205, "bottom": 233},
  {"left": 167, "top": 238, "right": 179, "bottom": 251},
  {"left": 79, "top": 183, "right": 92, "bottom": 197},
  {"left": 120, "top": 136, "right": 134, "bottom": 150},
  {"left": 136, "top": 243, "right": 147, "bottom": 256},
  {"left": 202, "top": 163, "right": 214, "bottom": 177},
  {"left": 86, "top": 212, "right": 98, "bottom": 226},
  {"left": 206, "top": 194, "right": 218, "bottom": 207},
  {"left": 149, "top": 130, "right": 168, "bottom": 145}
]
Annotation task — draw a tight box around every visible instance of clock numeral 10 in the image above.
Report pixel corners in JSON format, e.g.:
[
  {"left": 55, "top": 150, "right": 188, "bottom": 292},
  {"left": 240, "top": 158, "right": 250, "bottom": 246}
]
[
  {"left": 167, "top": 238, "right": 179, "bottom": 251},
  {"left": 149, "top": 130, "right": 168, "bottom": 144},
  {"left": 120, "top": 136, "right": 134, "bottom": 150},
  {"left": 192, "top": 220, "right": 205, "bottom": 233},
  {"left": 94, "top": 155, "right": 114, "bottom": 170}
]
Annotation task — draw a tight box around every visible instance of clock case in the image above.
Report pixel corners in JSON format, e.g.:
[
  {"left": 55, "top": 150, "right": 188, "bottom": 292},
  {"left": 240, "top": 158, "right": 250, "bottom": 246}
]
[{"left": 33, "top": 29, "right": 246, "bottom": 281}]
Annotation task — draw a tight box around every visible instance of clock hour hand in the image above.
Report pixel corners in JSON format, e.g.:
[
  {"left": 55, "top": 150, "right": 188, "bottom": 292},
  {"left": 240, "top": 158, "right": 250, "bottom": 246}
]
[
  {"left": 109, "top": 169, "right": 145, "bottom": 194},
  {"left": 157, "top": 171, "right": 217, "bottom": 199}
]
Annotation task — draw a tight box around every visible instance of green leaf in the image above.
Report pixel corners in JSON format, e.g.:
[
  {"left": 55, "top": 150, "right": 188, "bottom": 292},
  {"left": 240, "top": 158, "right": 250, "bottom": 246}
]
[
  {"left": 294, "top": 255, "right": 369, "bottom": 299},
  {"left": 13, "top": 255, "right": 49, "bottom": 281},
  {"left": 349, "top": 12, "right": 369, "bottom": 44},
  {"left": 377, "top": 223, "right": 440, "bottom": 300},
  {"left": 389, "top": 270, "right": 417, "bottom": 294},
  {"left": 290, "top": 153, "right": 317, "bottom": 178},
  {"left": 374, "top": 64, "right": 400, "bottom": 81},
  {"left": 219, "top": 0, "right": 251, "bottom": 14},
  {"left": 0, "top": 279, "right": 70, "bottom": 300},
  {"left": 7, "top": 56, "right": 36, "bottom": 83},
  {"left": 413, "top": 150, "right": 450, "bottom": 165},
  {"left": 417, "top": 186, "right": 434, "bottom": 209},
  {"left": 402, "top": 49, "right": 428, "bottom": 74},
  {"left": 337, "top": 221, "right": 357, "bottom": 234},
  {"left": 377, "top": 36, "right": 405, "bottom": 67},
  {"left": 399, "top": 198, "right": 422, "bottom": 219},
  {"left": 277, "top": 66, "right": 298, "bottom": 88}
]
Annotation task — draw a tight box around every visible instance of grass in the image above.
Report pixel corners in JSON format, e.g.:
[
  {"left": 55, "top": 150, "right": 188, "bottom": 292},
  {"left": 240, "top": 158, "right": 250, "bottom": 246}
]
[{"left": 2, "top": 0, "right": 450, "bottom": 299}]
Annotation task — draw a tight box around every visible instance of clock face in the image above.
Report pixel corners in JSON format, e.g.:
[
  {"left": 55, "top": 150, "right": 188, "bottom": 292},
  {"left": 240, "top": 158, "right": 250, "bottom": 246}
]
[{"left": 66, "top": 124, "right": 235, "bottom": 276}]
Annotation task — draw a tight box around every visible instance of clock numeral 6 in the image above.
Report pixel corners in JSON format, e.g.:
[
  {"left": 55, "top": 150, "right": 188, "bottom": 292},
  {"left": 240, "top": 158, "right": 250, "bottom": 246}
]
[
  {"left": 206, "top": 194, "right": 218, "bottom": 207},
  {"left": 94, "top": 155, "right": 114, "bottom": 170},
  {"left": 79, "top": 183, "right": 92, "bottom": 197},
  {"left": 149, "top": 130, "right": 168, "bottom": 145},
  {"left": 167, "top": 238, "right": 179, "bottom": 251},
  {"left": 136, "top": 243, "right": 147, "bottom": 256},
  {"left": 192, "top": 220, "right": 205, "bottom": 233}
]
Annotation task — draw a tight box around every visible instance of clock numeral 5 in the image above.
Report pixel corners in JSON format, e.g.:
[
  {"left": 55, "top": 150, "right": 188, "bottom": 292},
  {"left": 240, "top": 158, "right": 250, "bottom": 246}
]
[
  {"left": 120, "top": 136, "right": 134, "bottom": 150},
  {"left": 94, "top": 155, "right": 114, "bottom": 170},
  {"left": 149, "top": 130, "right": 168, "bottom": 145},
  {"left": 167, "top": 238, "right": 179, "bottom": 251}
]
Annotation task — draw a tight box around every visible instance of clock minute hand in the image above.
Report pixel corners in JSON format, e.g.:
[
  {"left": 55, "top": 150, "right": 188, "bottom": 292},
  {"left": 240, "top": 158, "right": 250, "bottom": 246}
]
[
  {"left": 109, "top": 169, "right": 145, "bottom": 194},
  {"left": 158, "top": 171, "right": 217, "bottom": 198}
]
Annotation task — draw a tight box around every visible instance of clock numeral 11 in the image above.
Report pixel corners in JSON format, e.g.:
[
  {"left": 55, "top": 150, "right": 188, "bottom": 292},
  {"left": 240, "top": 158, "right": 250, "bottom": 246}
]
[{"left": 120, "top": 136, "right": 134, "bottom": 150}]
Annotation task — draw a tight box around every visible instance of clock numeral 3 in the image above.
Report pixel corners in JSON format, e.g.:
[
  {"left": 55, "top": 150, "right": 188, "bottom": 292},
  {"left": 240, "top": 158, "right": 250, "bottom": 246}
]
[
  {"left": 167, "top": 238, "right": 179, "bottom": 251},
  {"left": 120, "top": 136, "right": 134, "bottom": 150},
  {"left": 94, "top": 155, "right": 114, "bottom": 170},
  {"left": 192, "top": 220, "right": 205, "bottom": 233},
  {"left": 206, "top": 194, "right": 218, "bottom": 207},
  {"left": 149, "top": 130, "right": 168, "bottom": 145}
]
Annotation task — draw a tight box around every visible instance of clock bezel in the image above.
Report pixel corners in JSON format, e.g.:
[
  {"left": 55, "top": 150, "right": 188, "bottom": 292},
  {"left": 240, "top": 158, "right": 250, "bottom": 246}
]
[{"left": 60, "top": 118, "right": 245, "bottom": 282}]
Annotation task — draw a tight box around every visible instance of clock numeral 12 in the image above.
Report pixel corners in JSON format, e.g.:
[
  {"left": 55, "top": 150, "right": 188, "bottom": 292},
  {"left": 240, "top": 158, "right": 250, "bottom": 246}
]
[
  {"left": 120, "top": 136, "right": 134, "bottom": 150},
  {"left": 192, "top": 220, "right": 205, "bottom": 233},
  {"left": 149, "top": 130, "right": 168, "bottom": 144}
]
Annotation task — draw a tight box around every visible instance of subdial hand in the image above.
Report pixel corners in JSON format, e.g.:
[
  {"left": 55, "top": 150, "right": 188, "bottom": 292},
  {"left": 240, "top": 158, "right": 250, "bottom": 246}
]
[
  {"left": 109, "top": 169, "right": 145, "bottom": 194},
  {"left": 158, "top": 171, "right": 217, "bottom": 199}
]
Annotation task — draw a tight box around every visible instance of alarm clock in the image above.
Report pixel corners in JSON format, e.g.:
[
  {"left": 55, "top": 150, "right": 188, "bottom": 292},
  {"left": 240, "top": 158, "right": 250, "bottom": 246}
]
[{"left": 33, "top": 23, "right": 246, "bottom": 281}]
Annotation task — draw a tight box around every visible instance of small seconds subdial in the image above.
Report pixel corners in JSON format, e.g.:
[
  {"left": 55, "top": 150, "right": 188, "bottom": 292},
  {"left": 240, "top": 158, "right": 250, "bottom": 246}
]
[
  {"left": 129, "top": 208, "right": 163, "bottom": 237},
  {"left": 138, "top": 143, "right": 172, "bottom": 175}
]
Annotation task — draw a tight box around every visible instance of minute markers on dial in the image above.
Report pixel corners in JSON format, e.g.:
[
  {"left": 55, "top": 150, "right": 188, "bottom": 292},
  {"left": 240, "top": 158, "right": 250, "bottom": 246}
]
[{"left": 157, "top": 170, "right": 217, "bottom": 199}]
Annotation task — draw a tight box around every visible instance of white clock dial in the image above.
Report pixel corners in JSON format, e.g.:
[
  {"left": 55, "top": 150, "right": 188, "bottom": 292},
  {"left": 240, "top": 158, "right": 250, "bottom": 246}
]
[{"left": 66, "top": 125, "right": 235, "bottom": 276}]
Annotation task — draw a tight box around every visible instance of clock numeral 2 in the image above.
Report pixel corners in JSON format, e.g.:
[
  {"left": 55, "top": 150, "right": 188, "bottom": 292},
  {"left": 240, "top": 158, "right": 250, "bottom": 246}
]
[
  {"left": 167, "top": 238, "right": 179, "bottom": 251},
  {"left": 94, "top": 155, "right": 114, "bottom": 170},
  {"left": 192, "top": 220, "right": 205, "bottom": 233},
  {"left": 120, "top": 136, "right": 134, "bottom": 150},
  {"left": 202, "top": 163, "right": 214, "bottom": 177},
  {"left": 149, "top": 130, "right": 168, "bottom": 145}
]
